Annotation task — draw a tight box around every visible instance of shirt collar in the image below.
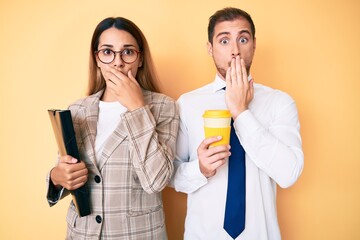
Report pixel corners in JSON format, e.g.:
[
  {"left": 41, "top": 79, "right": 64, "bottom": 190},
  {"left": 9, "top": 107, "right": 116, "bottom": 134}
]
[
  {"left": 212, "top": 73, "right": 253, "bottom": 93},
  {"left": 212, "top": 74, "right": 226, "bottom": 93}
]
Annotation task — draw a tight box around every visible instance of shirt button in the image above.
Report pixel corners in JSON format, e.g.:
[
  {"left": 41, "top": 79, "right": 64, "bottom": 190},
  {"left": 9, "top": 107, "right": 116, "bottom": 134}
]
[
  {"left": 95, "top": 215, "right": 102, "bottom": 223},
  {"left": 94, "top": 175, "right": 101, "bottom": 183}
]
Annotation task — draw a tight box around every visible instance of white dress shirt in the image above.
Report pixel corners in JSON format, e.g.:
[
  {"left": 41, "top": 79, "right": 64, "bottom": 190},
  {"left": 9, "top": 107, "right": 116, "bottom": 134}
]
[{"left": 171, "top": 75, "right": 304, "bottom": 240}]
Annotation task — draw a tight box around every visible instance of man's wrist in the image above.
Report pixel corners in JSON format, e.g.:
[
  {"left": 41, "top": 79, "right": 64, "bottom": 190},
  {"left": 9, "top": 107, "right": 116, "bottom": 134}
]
[{"left": 231, "top": 107, "right": 248, "bottom": 120}]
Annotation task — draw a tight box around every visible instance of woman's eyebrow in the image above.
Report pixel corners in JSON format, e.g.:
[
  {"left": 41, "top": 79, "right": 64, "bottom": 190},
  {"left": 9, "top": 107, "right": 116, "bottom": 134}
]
[
  {"left": 99, "top": 44, "right": 137, "bottom": 49},
  {"left": 99, "top": 44, "right": 113, "bottom": 48}
]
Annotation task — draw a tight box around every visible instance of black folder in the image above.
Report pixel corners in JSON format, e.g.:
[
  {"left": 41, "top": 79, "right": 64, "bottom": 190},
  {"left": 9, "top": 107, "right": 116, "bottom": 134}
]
[{"left": 48, "top": 109, "right": 91, "bottom": 217}]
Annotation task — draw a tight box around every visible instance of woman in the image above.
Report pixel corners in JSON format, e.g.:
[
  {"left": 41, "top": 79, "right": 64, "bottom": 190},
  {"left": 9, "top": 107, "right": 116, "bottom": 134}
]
[{"left": 46, "top": 17, "right": 179, "bottom": 239}]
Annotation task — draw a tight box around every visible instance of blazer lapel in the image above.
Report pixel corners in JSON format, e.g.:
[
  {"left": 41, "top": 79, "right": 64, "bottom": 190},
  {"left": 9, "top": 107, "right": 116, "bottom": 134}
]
[
  {"left": 83, "top": 103, "right": 99, "bottom": 167},
  {"left": 78, "top": 91, "right": 103, "bottom": 168},
  {"left": 98, "top": 118, "right": 128, "bottom": 171}
]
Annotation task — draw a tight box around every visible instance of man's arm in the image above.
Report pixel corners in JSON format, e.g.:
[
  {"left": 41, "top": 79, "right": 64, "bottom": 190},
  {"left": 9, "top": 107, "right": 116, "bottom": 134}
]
[
  {"left": 235, "top": 98, "right": 304, "bottom": 188},
  {"left": 225, "top": 55, "right": 303, "bottom": 188},
  {"left": 170, "top": 97, "right": 230, "bottom": 193}
]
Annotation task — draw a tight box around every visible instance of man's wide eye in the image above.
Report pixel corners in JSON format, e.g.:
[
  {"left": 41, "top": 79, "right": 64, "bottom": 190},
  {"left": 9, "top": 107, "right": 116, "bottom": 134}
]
[
  {"left": 220, "top": 39, "right": 229, "bottom": 45},
  {"left": 239, "top": 37, "right": 248, "bottom": 44}
]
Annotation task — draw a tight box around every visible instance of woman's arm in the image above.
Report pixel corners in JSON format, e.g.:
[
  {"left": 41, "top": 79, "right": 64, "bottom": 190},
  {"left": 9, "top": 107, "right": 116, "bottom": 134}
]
[{"left": 122, "top": 94, "right": 179, "bottom": 194}]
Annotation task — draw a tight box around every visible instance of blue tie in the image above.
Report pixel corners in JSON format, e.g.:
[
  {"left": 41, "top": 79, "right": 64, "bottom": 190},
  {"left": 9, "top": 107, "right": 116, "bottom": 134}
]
[{"left": 223, "top": 118, "right": 246, "bottom": 239}]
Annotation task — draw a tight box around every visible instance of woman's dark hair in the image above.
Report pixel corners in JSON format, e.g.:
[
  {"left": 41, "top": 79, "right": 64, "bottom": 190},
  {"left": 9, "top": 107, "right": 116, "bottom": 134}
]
[{"left": 87, "top": 17, "right": 159, "bottom": 95}]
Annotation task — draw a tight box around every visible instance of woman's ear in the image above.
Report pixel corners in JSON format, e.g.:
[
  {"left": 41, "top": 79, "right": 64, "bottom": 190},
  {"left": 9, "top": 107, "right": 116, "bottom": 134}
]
[
  {"left": 138, "top": 55, "right": 143, "bottom": 68},
  {"left": 95, "top": 55, "right": 100, "bottom": 68}
]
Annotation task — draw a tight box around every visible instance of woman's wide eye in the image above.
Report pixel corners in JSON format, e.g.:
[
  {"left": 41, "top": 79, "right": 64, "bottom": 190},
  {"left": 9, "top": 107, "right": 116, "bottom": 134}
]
[
  {"left": 122, "top": 49, "right": 134, "bottom": 55},
  {"left": 103, "top": 49, "right": 113, "bottom": 55}
]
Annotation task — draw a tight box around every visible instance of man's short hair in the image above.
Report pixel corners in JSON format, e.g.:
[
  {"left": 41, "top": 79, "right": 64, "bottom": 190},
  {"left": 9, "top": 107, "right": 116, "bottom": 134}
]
[{"left": 208, "top": 7, "right": 256, "bottom": 44}]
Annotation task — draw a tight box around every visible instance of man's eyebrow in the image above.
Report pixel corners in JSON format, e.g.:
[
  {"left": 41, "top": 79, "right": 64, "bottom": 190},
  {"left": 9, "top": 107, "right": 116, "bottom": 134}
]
[
  {"left": 215, "top": 32, "right": 230, "bottom": 39},
  {"left": 215, "top": 29, "right": 251, "bottom": 39},
  {"left": 239, "top": 29, "right": 251, "bottom": 35}
]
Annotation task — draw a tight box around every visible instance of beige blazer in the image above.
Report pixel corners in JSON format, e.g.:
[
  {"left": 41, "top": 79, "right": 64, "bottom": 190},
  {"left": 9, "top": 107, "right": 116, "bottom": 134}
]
[{"left": 47, "top": 89, "right": 179, "bottom": 239}]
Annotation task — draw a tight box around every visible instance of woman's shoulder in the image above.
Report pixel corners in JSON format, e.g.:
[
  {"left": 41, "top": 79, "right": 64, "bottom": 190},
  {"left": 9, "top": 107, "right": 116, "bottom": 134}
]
[
  {"left": 143, "top": 89, "right": 176, "bottom": 104},
  {"left": 143, "top": 90, "right": 178, "bottom": 117},
  {"left": 69, "top": 91, "right": 102, "bottom": 109}
]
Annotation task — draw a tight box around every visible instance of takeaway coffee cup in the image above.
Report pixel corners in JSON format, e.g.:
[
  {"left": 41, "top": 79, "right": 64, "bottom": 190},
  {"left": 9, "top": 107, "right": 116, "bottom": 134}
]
[{"left": 203, "top": 110, "right": 231, "bottom": 147}]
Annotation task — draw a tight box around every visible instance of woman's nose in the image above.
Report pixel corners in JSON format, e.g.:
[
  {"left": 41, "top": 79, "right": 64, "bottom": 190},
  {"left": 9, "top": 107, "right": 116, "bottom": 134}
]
[{"left": 113, "top": 52, "right": 124, "bottom": 67}]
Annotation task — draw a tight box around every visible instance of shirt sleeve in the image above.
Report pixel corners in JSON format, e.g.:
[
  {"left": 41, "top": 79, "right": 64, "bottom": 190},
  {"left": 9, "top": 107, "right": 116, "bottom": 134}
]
[
  {"left": 46, "top": 170, "right": 67, "bottom": 206},
  {"left": 169, "top": 97, "right": 208, "bottom": 194},
  {"left": 235, "top": 94, "right": 304, "bottom": 188},
  {"left": 122, "top": 97, "right": 179, "bottom": 194}
]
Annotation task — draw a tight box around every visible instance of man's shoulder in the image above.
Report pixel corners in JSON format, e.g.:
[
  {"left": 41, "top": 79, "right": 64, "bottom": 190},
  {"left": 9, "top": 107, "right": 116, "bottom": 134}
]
[
  {"left": 254, "top": 83, "right": 295, "bottom": 104},
  {"left": 177, "top": 83, "right": 213, "bottom": 103}
]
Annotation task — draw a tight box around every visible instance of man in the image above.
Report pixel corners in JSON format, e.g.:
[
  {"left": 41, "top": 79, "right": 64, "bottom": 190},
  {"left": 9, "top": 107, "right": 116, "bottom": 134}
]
[{"left": 170, "top": 7, "right": 304, "bottom": 239}]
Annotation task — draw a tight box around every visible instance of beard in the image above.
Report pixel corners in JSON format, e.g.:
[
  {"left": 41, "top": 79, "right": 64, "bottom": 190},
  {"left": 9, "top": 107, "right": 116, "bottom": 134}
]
[{"left": 216, "top": 66, "right": 228, "bottom": 79}]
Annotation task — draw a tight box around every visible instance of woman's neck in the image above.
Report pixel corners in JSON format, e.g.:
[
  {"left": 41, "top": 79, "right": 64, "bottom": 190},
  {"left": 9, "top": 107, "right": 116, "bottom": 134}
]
[{"left": 100, "top": 89, "right": 117, "bottom": 102}]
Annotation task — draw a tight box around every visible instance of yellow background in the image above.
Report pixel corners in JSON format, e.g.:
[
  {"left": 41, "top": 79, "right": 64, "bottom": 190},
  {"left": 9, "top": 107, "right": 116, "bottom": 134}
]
[{"left": 1, "top": 0, "right": 359, "bottom": 239}]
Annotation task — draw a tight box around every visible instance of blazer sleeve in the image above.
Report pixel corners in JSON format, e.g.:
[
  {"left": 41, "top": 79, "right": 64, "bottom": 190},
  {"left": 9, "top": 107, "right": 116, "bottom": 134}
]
[{"left": 122, "top": 95, "right": 179, "bottom": 194}]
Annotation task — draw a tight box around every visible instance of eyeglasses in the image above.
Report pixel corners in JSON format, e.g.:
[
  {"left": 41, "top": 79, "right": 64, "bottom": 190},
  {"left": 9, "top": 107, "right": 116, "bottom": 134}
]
[{"left": 95, "top": 48, "right": 141, "bottom": 64}]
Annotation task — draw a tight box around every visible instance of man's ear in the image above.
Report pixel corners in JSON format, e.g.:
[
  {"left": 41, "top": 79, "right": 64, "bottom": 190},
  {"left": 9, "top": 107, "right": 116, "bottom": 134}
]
[
  {"left": 253, "top": 37, "right": 256, "bottom": 52},
  {"left": 207, "top": 42, "right": 213, "bottom": 56}
]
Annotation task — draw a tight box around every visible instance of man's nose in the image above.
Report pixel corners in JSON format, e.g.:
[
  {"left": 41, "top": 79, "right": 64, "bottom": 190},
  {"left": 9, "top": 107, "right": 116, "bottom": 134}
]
[{"left": 231, "top": 43, "right": 241, "bottom": 57}]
